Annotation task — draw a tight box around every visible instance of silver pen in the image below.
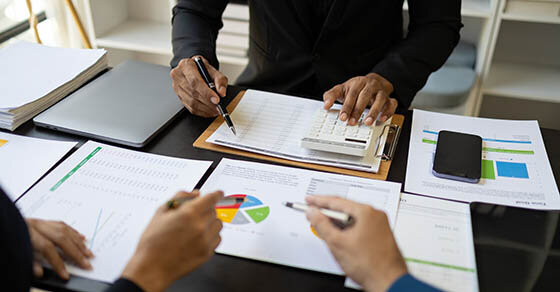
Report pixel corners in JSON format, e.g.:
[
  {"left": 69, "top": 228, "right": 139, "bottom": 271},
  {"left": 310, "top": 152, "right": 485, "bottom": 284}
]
[{"left": 283, "top": 201, "right": 354, "bottom": 227}]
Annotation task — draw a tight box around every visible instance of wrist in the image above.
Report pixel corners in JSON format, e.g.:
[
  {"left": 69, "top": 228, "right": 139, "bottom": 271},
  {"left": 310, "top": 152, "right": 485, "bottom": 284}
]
[
  {"left": 363, "top": 264, "right": 407, "bottom": 292},
  {"left": 121, "top": 252, "right": 169, "bottom": 292}
]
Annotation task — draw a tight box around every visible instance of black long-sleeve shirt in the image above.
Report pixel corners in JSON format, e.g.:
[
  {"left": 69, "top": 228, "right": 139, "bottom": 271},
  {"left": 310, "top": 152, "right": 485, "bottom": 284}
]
[
  {"left": 0, "top": 188, "right": 33, "bottom": 292},
  {"left": 171, "top": 0, "right": 462, "bottom": 108}
]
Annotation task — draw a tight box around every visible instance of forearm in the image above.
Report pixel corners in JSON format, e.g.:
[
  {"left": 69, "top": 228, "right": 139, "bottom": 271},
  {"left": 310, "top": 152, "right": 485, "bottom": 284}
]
[
  {"left": 171, "top": 0, "right": 228, "bottom": 68},
  {"left": 371, "top": 0, "right": 462, "bottom": 109}
]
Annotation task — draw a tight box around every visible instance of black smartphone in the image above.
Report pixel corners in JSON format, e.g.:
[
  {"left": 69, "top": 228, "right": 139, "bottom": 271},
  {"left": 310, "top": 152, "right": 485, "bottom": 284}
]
[{"left": 432, "top": 130, "right": 482, "bottom": 183}]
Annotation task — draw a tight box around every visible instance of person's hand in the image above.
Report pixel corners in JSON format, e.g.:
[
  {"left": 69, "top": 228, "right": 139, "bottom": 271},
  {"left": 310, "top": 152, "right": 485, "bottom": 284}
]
[
  {"left": 26, "top": 219, "right": 94, "bottom": 280},
  {"left": 170, "top": 55, "right": 228, "bottom": 117},
  {"left": 305, "top": 196, "right": 407, "bottom": 292},
  {"left": 121, "top": 190, "right": 224, "bottom": 292},
  {"left": 323, "top": 73, "right": 398, "bottom": 126}
]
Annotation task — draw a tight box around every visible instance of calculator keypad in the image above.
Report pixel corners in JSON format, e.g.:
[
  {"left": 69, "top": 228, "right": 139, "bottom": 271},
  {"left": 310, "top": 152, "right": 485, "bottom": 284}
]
[{"left": 301, "top": 109, "right": 374, "bottom": 156}]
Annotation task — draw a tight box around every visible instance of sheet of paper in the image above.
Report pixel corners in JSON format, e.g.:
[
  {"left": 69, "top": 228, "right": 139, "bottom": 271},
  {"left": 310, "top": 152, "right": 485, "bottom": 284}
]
[
  {"left": 345, "top": 194, "right": 477, "bottom": 292},
  {"left": 0, "top": 41, "right": 107, "bottom": 109},
  {"left": 200, "top": 158, "right": 401, "bottom": 275},
  {"left": 206, "top": 90, "right": 392, "bottom": 173},
  {"left": 405, "top": 109, "right": 560, "bottom": 209},
  {"left": 16, "top": 141, "right": 212, "bottom": 283},
  {"left": 0, "top": 132, "right": 76, "bottom": 200}
]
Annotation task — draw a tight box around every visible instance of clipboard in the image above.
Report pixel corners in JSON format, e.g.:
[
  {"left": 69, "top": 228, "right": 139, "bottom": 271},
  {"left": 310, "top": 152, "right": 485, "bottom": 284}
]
[{"left": 194, "top": 91, "right": 404, "bottom": 180}]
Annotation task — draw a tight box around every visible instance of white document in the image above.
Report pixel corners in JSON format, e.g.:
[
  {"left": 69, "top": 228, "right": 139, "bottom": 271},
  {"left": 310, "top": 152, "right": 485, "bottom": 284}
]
[
  {"left": 200, "top": 158, "right": 401, "bottom": 275},
  {"left": 405, "top": 109, "right": 560, "bottom": 209},
  {"left": 0, "top": 41, "right": 106, "bottom": 109},
  {"left": 0, "top": 132, "right": 76, "bottom": 201},
  {"left": 16, "top": 141, "right": 212, "bottom": 283},
  {"left": 206, "top": 90, "right": 392, "bottom": 173},
  {"left": 345, "top": 194, "right": 477, "bottom": 292}
]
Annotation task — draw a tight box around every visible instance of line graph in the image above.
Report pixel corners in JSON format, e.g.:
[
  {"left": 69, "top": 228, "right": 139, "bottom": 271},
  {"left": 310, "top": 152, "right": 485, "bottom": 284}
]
[{"left": 89, "top": 208, "right": 115, "bottom": 249}]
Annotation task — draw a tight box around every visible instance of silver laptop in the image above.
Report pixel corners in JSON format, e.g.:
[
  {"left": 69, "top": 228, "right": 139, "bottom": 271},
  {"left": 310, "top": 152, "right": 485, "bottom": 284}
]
[{"left": 34, "top": 60, "right": 184, "bottom": 147}]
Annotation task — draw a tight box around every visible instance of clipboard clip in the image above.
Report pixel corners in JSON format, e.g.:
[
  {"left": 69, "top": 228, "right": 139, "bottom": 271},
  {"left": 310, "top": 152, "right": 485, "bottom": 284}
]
[{"left": 374, "top": 124, "right": 401, "bottom": 161}]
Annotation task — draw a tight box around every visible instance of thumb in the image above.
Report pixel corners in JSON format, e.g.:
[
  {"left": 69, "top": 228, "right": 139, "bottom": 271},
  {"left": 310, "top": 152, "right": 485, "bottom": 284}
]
[
  {"left": 188, "top": 190, "right": 224, "bottom": 212},
  {"left": 214, "top": 73, "right": 228, "bottom": 98},
  {"left": 323, "top": 84, "right": 343, "bottom": 110}
]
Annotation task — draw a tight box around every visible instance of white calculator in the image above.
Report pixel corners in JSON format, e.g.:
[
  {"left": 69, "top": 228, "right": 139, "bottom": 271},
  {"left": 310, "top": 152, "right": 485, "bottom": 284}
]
[{"left": 301, "top": 108, "right": 375, "bottom": 156}]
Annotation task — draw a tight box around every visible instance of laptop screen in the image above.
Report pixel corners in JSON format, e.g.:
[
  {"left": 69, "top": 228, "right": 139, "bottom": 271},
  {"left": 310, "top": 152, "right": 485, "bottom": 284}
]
[{"left": 470, "top": 202, "right": 560, "bottom": 292}]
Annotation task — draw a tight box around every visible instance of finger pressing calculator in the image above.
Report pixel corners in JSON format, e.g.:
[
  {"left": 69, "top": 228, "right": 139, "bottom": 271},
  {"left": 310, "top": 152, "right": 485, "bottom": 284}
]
[{"left": 301, "top": 108, "right": 375, "bottom": 156}]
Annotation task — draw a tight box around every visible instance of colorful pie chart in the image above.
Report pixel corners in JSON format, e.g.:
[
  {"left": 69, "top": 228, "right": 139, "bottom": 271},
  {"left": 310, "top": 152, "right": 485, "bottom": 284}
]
[{"left": 216, "top": 194, "right": 270, "bottom": 224}]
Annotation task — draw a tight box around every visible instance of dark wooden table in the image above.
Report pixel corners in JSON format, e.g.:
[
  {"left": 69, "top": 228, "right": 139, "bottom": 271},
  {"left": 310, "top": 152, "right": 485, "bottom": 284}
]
[{"left": 11, "top": 86, "right": 559, "bottom": 292}]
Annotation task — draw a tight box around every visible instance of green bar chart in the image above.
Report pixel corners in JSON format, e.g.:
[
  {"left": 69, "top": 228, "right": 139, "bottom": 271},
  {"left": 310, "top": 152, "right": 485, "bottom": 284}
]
[{"left": 481, "top": 160, "right": 496, "bottom": 180}]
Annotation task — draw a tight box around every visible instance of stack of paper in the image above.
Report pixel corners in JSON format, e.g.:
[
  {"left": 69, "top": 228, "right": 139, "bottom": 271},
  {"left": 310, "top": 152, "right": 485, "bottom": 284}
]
[{"left": 0, "top": 41, "right": 107, "bottom": 130}]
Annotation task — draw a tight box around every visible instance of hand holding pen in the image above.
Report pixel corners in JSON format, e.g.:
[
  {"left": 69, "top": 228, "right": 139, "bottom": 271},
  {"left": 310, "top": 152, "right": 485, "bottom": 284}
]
[
  {"left": 169, "top": 55, "right": 230, "bottom": 119},
  {"left": 302, "top": 195, "right": 407, "bottom": 292},
  {"left": 122, "top": 190, "right": 224, "bottom": 292}
]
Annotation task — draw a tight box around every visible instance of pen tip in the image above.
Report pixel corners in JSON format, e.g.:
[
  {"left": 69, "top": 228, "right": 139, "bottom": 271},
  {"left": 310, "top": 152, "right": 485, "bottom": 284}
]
[
  {"left": 282, "top": 201, "right": 293, "bottom": 208},
  {"left": 231, "top": 127, "right": 237, "bottom": 136}
]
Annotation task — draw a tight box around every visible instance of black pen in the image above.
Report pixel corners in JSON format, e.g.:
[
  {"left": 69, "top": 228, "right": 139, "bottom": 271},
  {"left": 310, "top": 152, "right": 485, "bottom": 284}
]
[{"left": 193, "top": 56, "right": 237, "bottom": 135}]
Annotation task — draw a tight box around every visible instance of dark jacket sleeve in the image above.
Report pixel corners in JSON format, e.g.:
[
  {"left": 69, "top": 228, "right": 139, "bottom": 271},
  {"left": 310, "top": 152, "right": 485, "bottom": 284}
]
[
  {"left": 388, "top": 274, "right": 442, "bottom": 292},
  {"left": 0, "top": 188, "right": 33, "bottom": 292},
  {"left": 105, "top": 278, "right": 144, "bottom": 292},
  {"left": 371, "top": 0, "right": 462, "bottom": 109},
  {"left": 171, "top": 0, "right": 229, "bottom": 69}
]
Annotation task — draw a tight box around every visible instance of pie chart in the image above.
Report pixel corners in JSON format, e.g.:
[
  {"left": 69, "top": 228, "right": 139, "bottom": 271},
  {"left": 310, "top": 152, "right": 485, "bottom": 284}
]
[{"left": 216, "top": 194, "right": 270, "bottom": 224}]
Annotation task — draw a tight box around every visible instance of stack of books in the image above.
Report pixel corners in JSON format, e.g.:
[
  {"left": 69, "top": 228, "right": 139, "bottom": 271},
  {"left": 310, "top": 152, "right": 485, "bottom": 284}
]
[{"left": 0, "top": 41, "right": 107, "bottom": 130}]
